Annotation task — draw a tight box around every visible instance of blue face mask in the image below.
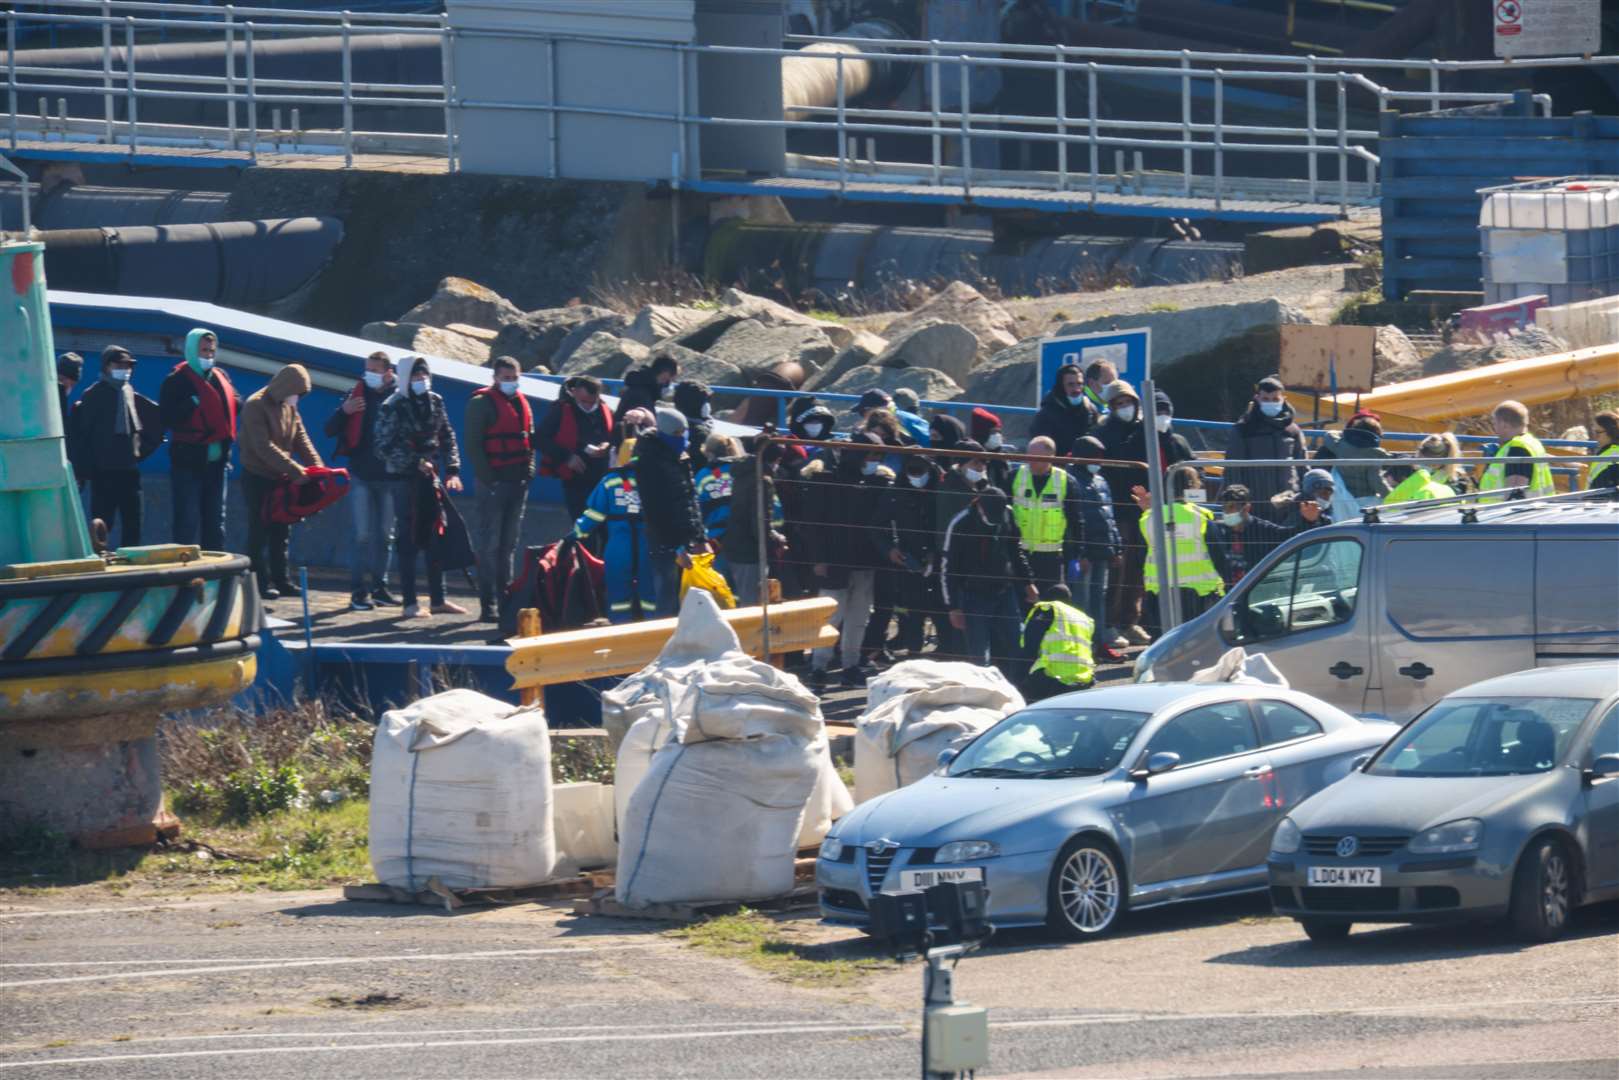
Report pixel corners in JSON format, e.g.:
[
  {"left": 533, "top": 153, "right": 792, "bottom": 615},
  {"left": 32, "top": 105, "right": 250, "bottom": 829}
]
[
  {"left": 658, "top": 431, "right": 686, "bottom": 454},
  {"left": 1067, "top": 394, "right": 1086, "bottom": 407},
  {"left": 1258, "top": 400, "right": 1284, "bottom": 417},
  {"left": 363, "top": 371, "right": 385, "bottom": 390},
  {"left": 108, "top": 368, "right": 131, "bottom": 383},
  {"left": 861, "top": 460, "right": 880, "bottom": 476}
]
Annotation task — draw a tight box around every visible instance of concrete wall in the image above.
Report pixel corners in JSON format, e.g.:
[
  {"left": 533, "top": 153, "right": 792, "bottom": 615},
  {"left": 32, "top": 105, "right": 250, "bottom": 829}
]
[{"left": 1535, "top": 295, "right": 1619, "bottom": 350}]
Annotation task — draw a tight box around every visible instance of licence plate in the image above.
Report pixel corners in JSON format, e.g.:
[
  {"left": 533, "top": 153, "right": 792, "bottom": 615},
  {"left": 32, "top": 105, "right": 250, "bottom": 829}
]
[
  {"left": 1307, "top": 866, "right": 1381, "bottom": 887},
  {"left": 899, "top": 867, "right": 984, "bottom": 891}
]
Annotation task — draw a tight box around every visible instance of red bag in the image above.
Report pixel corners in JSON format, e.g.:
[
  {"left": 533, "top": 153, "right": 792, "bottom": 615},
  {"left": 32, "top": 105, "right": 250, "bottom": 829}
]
[{"left": 263, "top": 466, "right": 350, "bottom": 525}]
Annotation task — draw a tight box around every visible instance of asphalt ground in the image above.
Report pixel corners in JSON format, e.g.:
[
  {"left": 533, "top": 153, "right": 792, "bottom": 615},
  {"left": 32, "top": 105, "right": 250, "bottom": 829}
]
[{"left": 2, "top": 884, "right": 1614, "bottom": 1079}]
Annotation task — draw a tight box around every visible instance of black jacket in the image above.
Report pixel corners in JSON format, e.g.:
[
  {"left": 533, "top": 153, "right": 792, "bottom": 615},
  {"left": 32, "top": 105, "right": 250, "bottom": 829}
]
[
  {"left": 879, "top": 464, "right": 946, "bottom": 565},
  {"left": 67, "top": 379, "right": 163, "bottom": 475},
  {"left": 1096, "top": 416, "right": 1148, "bottom": 507},
  {"left": 723, "top": 454, "right": 773, "bottom": 567},
  {"left": 536, "top": 397, "right": 611, "bottom": 489},
  {"left": 1313, "top": 430, "right": 1391, "bottom": 500},
  {"left": 613, "top": 366, "right": 663, "bottom": 430},
  {"left": 1031, "top": 388, "right": 1097, "bottom": 456},
  {"left": 322, "top": 383, "right": 391, "bottom": 481},
  {"left": 795, "top": 454, "right": 895, "bottom": 588},
  {"left": 634, "top": 435, "right": 704, "bottom": 552},
  {"left": 1207, "top": 512, "right": 1325, "bottom": 587},
  {"left": 942, "top": 504, "right": 1033, "bottom": 607},
  {"left": 934, "top": 465, "right": 986, "bottom": 540},
  {"left": 159, "top": 365, "right": 235, "bottom": 469},
  {"left": 1224, "top": 401, "right": 1307, "bottom": 505}
]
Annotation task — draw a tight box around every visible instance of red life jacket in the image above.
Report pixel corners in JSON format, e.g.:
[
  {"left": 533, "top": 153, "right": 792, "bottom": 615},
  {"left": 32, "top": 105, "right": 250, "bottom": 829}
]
[
  {"left": 263, "top": 466, "right": 350, "bottom": 524},
  {"left": 474, "top": 386, "right": 534, "bottom": 471},
  {"left": 334, "top": 382, "right": 366, "bottom": 459},
  {"left": 170, "top": 363, "right": 238, "bottom": 445},
  {"left": 538, "top": 399, "right": 612, "bottom": 481}
]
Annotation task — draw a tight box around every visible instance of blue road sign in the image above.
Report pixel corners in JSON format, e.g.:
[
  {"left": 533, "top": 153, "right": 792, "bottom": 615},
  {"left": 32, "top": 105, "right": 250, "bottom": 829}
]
[{"left": 1036, "top": 328, "right": 1152, "bottom": 406}]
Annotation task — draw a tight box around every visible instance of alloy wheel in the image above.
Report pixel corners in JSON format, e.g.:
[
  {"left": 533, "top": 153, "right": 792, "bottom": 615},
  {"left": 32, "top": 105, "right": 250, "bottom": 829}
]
[
  {"left": 1541, "top": 850, "right": 1570, "bottom": 930},
  {"left": 1058, "top": 847, "right": 1120, "bottom": 933}
]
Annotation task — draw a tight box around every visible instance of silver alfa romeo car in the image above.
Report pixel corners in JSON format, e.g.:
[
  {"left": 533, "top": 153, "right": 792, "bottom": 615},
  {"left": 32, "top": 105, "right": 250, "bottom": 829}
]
[
  {"left": 1268, "top": 663, "right": 1619, "bottom": 944},
  {"left": 818, "top": 683, "right": 1397, "bottom": 939}
]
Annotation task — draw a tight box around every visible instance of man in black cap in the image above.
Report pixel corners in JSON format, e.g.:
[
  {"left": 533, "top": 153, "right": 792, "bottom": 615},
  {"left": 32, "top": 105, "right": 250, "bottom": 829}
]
[
  {"left": 66, "top": 345, "right": 162, "bottom": 547},
  {"left": 942, "top": 485, "right": 1038, "bottom": 678},
  {"left": 56, "top": 352, "right": 83, "bottom": 421}
]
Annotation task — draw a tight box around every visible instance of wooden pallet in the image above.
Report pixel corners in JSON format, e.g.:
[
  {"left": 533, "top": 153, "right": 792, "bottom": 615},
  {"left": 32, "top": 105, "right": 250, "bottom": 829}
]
[
  {"left": 571, "top": 884, "right": 820, "bottom": 924},
  {"left": 343, "top": 871, "right": 610, "bottom": 912}
]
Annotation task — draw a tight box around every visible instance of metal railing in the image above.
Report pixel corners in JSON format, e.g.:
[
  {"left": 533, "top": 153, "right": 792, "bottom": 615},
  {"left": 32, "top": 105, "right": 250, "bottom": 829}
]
[{"left": 0, "top": 0, "right": 1589, "bottom": 213}]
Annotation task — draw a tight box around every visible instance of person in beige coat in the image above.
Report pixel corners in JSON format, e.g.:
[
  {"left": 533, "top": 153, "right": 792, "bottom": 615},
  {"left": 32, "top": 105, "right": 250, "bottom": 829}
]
[{"left": 238, "top": 364, "right": 322, "bottom": 600}]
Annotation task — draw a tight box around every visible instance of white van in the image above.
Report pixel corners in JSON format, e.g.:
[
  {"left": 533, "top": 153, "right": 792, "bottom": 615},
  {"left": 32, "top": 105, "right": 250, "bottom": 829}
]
[{"left": 1134, "top": 495, "right": 1619, "bottom": 720}]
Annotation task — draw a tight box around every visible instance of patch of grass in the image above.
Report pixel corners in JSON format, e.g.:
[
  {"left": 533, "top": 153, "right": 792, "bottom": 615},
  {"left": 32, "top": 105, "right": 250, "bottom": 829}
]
[
  {"left": 554, "top": 735, "right": 614, "bottom": 785},
  {"left": 1331, "top": 286, "right": 1382, "bottom": 325},
  {"left": 1145, "top": 302, "right": 1180, "bottom": 313},
  {"left": 671, "top": 910, "right": 892, "bottom": 987},
  {"left": 804, "top": 309, "right": 846, "bottom": 323}
]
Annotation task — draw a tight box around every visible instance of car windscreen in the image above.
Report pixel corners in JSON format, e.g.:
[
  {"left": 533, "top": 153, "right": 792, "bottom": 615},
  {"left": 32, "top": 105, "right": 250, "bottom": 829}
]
[
  {"left": 948, "top": 708, "right": 1151, "bottom": 778},
  {"left": 1367, "top": 697, "right": 1596, "bottom": 778}
]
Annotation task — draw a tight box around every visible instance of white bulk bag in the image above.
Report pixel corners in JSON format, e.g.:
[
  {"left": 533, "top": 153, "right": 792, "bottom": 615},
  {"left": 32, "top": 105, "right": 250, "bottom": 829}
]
[
  {"left": 854, "top": 660, "right": 1025, "bottom": 804},
  {"left": 799, "top": 740, "right": 855, "bottom": 848},
  {"left": 552, "top": 782, "right": 617, "bottom": 876},
  {"left": 369, "top": 689, "right": 555, "bottom": 890},
  {"left": 1188, "top": 647, "right": 1290, "bottom": 686}
]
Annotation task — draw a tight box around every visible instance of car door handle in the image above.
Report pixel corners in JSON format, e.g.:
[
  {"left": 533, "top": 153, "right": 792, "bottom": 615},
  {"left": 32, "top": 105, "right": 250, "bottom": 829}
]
[
  {"left": 1242, "top": 764, "right": 1274, "bottom": 779},
  {"left": 1398, "top": 662, "right": 1434, "bottom": 680},
  {"left": 1328, "top": 661, "right": 1364, "bottom": 680}
]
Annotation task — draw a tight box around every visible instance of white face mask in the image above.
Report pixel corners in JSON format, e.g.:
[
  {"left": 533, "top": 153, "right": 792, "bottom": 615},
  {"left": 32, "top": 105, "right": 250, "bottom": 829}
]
[
  {"left": 661, "top": 382, "right": 675, "bottom": 400},
  {"left": 363, "top": 371, "right": 385, "bottom": 390},
  {"left": 963, "top": 466, "right": 986, "bottom": 485},
  {"left": 1155, "top": 414, "right": 1172, "bottom": 433},
  {"left": 700, "top": 402, "right": 711, "bottom": 420},
  {"left": 580, "top": 399, "right": 600, "bottom": 413},
  {"left": 1221, "top": 511, "right": 1244, "bottom": 527},
  {"left": 499, "top": 379, "right": 519, "bottom": 396},
  {"left": 109, "top": 368, "right": 131, "bottom": 383},
  {"left": 1115, "top": 405, "right": 1137, "bottom": 423},
  {"left": 283, "top": 393, "right": 300, "bottom": 408},
  {"left": 861, "top": 460, "right": 880, "bottom": 476},
  {"left": 1086, "top": 463, "right": 1102, "bottom": 474},
  {"left": 907, "top": 472, "right": 929, "bottom": 488},
  {"left": 803, "top": 422, "right": 826, "bottom": 438},
  {"left": 410, "top": 378, "right": 430, "bottom": 396},
  {"left": 196, "top": 357, "right": 215, "bottom": 372},
  {"left": 984, "top": 432, "right": 1003, "bottom": 450}
]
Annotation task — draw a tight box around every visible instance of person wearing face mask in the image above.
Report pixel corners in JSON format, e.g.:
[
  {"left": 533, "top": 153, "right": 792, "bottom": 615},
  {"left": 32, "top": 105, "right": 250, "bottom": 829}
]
[
  {"left": 238, "top": 363, "right": 322, "bottom": 600},
  {"left": 942, "top": 486, "right": 1039, "bottom": 678},
  {"left": 634, "top": 407, "right": 710, "bottom": 617},
  {"left": 326, "top": 351, "right": 398, "bottom": 610},
  {"left": 797, "top": 433, "right": 894, "bottom": 687},
  {"left": 376, "top": 356, "right": 468, "bottom": 619},
  {"left": 1068, "top": 436, "right": 1124, "bottom": 661},
  {"left": 1224, "top": 375, "right": 1307, "bottom": 521},
  {"left": 160, "top": 327, "right": 237, "bottom": 551},
  {"left": 1586, "top": 411, "right": 1619, "bottom": 490},
  {"left": 673, "top": 380, "right": 717, "bottom": 473},
  {"left": 1128, "top": 468, "right": 1224, "bottom": 622},
  {"left": 1032, "top": 363, "right": 1097, "bottom": 456},
  {"left": 928, "top": 412, "right": 967, "bottom": 452},
  {"left": 465, "top": 357, "right": 537, "bottom": 623},
  {"left": 1204, "top": 482, "right": 1323, "bottom": 589},
  {"left": 1312, "top": 410, "right": 1392, "bottom": 505},
  {"left": 57, "top": 352, "right": 83, "bottom": 421},
  {"left": 776, "top": 401, "right": 839, "bottom": 599},
  {"left": 67, "top": 344, "right": 162, "bottom": 548},
  {"left": 613, "top": 354, "right": 680, "bottom": 430},
  {"left": 877, "top": 454, "right": 945, "bottom": 659},
  {"left": 1150, "top": 391, "right": 1196, "bottom": 474},
  {"left": 1096, "top": 383, "right": 1153, "bottom": 645},
  {"left": 574, "top": 427, "right": 656, "bottom": 623},
  {"left": 537, "top": 375, "right": 613, "bottom": 518},
  {"left": 1010, "top": 436, "right": 1086, "bottom": 595},
  {"left": 720, "top": 435, "right": 787, "bottom": 610},
  {"left": 1083, "top": 360, "right": 1118, "bottom": 415}
]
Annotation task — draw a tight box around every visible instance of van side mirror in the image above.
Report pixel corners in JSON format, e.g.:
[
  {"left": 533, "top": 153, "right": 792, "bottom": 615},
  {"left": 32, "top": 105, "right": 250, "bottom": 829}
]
[
  {"left": 937, "top": 747, "right": 959, "bottom": 769},
  {"left": 1218, "top": 607, "right": 1236, "bottom": 637},
  {"left": 1586, "top": 754, "right": 1619, "bottom": 782},
  {"left": 1130, "top": 751, "right": 1181, "bottom": 780}
]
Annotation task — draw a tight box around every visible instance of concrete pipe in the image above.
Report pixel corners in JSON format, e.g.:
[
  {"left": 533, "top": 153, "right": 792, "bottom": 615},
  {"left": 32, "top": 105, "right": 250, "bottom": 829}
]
[
  {"left": 0, "top": 183, "right": 231, "bottom": 230},
  {"left": 782, "top": 20, "right": 906, "bottom": 121}
]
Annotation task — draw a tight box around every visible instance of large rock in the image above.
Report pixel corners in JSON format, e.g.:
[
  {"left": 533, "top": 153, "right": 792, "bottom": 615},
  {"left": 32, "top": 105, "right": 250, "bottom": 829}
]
[
  {"left": 551, "top": 310, "right": 633, "bottom": 370},
  {"left": 1373, "top": 324, "right": 1423, "bottom": 384},
  {"left": 360, "top": 321, "right": 491, "bottom": 366},
  {"left": 882, "top": 281, "right": 1017, "bottom": 361},
  {"left": 1057, "top": 299, "right": 1309, "bottom": 371},
  {"left": 823, "top": 364, "right": 962, "bottom": 406},
  {"left": 874, "top": 321, "right": 980, "bottom": 384},
  {"left": 671, "top": 353, "right": 744, "bottom": 390},
  {"left": 717, "top": 288, "right": 854, "bottom": 349},
  {"left": 703, "top": 319, "right": 838, "bottom": 373},
  {"left": 804, "top": 330, "right": 889, "bottom": 392},
  {"left": 1422, "top": 325, "right": 1568, "bottom": 377},
  {"left": 556, "top": 332, "right": 650, "bottom": 379},
  {"left": 489, "top": 304, "right": 619, "bottom": 371},
  {"left": 624, "top": 304, "right": 712, "bottom": 346},
  {"left": 957, "top": 337, "right": 1043, "bottom": 440},
  {"left": 398, "top": 276, "right": 523, "bottom": 334}
]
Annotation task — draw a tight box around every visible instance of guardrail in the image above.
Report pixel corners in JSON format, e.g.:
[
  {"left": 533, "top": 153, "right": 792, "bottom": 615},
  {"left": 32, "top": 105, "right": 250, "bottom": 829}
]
[{"left": 1, "top": 0, "right": 1591, "bottom": 214}]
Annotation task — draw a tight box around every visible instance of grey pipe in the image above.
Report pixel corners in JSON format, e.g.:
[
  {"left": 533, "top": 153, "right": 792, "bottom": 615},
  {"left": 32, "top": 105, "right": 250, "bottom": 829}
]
[{"left": 0, "top": 183, "right": 231, "bottom": 229}]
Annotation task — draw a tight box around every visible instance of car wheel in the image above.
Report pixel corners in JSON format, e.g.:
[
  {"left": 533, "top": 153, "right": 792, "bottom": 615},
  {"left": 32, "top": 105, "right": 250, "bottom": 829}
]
[
  {"left": 1509, "top": 836, "right": 1572, "bottom": 943},
  {"left": 1046, "top": 838, "right": 1125, "bottom": 940},
  {"left": 1299, "top": 918, "right": 1352, "bottom": 944}
]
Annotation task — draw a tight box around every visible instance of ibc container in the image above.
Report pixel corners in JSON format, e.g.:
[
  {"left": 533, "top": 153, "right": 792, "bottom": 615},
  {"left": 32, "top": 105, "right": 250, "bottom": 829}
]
[{"left": 1480, "top": 178, "right": 1619, "bottom": 306}]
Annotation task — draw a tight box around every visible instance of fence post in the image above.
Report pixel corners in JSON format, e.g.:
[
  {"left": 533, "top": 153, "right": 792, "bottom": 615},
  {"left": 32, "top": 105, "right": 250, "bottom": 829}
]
[
  {"left": 929, "top": 40, "right": 941, "bottom": 186},
  {"left": 6, "top": 12, "right": 16, "bottom": 151},
  {"left": 546, "top": 36, "right": 559, "bottom": 179},
  {"left": 836, "top": 52, "right": 847, "bottom": 195},
  {"left": 1180, "top": 50, "right": 1191, "bottom": 196},
  {"left": 516, "top": 608, "right": 542, "bottom": 707},
  {"left": 102, "top": 0, "right": 114, "bottom": 145},
  {"left": 1055, "top": 44, "right": 1068, "bottom": 192},
  {"left": 958, "top": 57, "right": 971, "bottom": 198},
  {"left": 341, "top": 11, "right": 353, "bottom": 167},
  {"left": 225, "top": 5, "right": 237, "bottom": 149},
  {"left": 245, "top": 22, "right": 257, "bottom": 162},
  {"left": 1428, "top": 60, "right": 1440, "bottom": 112},
  {"left": 1141, "top": 377, "right": 1179, "bottom": 632},
  {"left": 1336, "top": 72, "right": 1348, "bottom": 217},
  {"left": 673, "top": 43, "right": 686, "bottom": 186},
  {"left": 124, "top": 17, "right": 137, "bottom": 152},
  {"left": 1213, "top": 68, "right": 1223, "bottom": 212},
  {"left": 1087, "top": 62, "right": 1098, "bottom": 207},
  {"left": 756, "top": 439, "right": 771, "bottom": 653},
  {"left": 1305, "top": 55, "right": 1317, "bottom": 202},
  {"left": 439, "top": 13, "right": 455, "bottom": 171}
]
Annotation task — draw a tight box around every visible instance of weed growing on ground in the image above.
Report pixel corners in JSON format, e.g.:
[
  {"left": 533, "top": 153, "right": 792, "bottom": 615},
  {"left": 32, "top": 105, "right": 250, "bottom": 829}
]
[
  {"left": 554, "top": 734, "right": 615, "bottom": 785},
  {"left": 672, "top": 911, "right": 893, "bottom": 987}
]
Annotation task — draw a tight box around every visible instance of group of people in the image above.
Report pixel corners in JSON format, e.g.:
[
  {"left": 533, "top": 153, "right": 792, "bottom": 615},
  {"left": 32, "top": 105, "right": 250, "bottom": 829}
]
[{"left": 55, "top": 334, "right": 1617, "bottom": 690}]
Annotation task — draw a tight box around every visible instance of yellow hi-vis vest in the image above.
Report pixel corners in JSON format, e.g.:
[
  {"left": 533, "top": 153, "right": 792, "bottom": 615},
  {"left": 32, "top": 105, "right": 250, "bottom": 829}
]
[
  {"left": 1586, "top": 444, "right": 1618, "bottom": 489},
  {"left": 1012, "top": 465, "right": 1069, "bottom": 553},
  {"left": 1022, "top": 600, "right": 1094, "bottom": 685},
  {"left": 1383, "top": 467, "right": 1454, "bottom": 505},
  {"left": 1479, "top": 432, "right": 1555, "bottom": 502},
  {"left": 1142, "top": 502, "right": 1225, "bottom": 598}
]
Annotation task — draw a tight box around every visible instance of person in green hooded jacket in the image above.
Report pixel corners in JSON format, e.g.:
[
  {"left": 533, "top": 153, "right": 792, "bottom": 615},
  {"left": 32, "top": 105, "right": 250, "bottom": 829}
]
[{"left": 159, "top": 328, "right": 238, "bottom": 550}]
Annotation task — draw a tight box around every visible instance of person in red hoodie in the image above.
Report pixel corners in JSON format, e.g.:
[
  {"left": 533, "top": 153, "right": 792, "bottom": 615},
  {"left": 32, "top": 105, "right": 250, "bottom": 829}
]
[
  {"left": 324, "top": 351, "right": 398, "bottom": 610},
  {"left": 159, "top": 328, "right": 236, "bottom": 550}
]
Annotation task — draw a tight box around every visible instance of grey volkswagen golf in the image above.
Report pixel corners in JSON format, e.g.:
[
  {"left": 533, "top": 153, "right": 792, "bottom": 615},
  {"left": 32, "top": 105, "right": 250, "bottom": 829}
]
[{"left": 1268, "top": 663, "right": 1619, "bottom": 943}]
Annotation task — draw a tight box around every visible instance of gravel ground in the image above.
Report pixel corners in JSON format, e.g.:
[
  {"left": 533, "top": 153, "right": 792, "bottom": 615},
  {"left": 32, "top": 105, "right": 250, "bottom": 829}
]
[{"left": 1, "top": 884, "right": 1612, "bottom": 1078}]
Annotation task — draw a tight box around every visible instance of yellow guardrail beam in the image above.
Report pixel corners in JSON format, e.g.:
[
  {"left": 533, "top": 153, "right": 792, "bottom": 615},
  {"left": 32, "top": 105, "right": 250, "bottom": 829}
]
[
  {"left": 1318, "top": 344, "right": 1619, "bottom": 422},
  {"left": 505, "top": 597, "right": 840, "bottom": 690}
]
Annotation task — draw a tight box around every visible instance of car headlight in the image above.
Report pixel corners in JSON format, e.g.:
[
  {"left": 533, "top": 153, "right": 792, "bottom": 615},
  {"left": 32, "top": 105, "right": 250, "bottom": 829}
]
[
  {"left": 935, "top": 840, "right": 998, "bottom": 863},
  {"left": 1271, "top": 817, "right": 1302, "bottom": 854},
  {"left": 1408, "top": 818, "right": 1483, "bottom": 855},
  {"left": 818, "top": 836, "right": 843, "bottom": 861},
  {"left": 1133, "top": 644, "right": 1157, "bottom": 683}
]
